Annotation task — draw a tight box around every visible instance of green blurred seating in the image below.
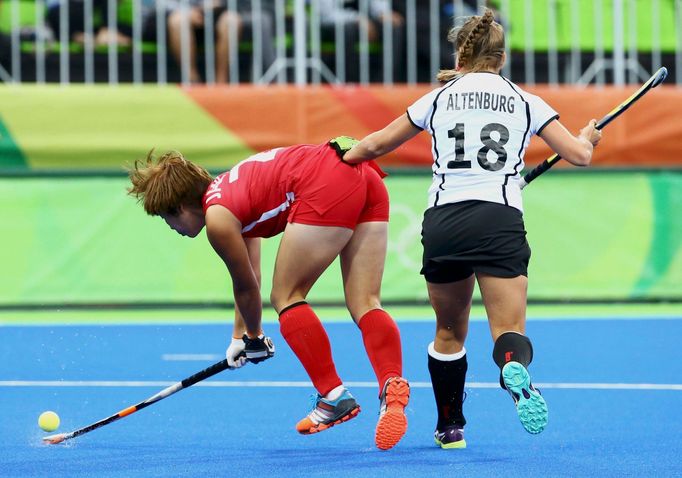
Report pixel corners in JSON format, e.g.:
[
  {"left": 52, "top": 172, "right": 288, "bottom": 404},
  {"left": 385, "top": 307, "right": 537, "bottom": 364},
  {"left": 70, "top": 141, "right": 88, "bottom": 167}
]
[
  {"left": 0, "top": 0, "right": 45, "bottom": 34},
  {"left": 506, "top": 0, "right": 678, "bottom": 53}
]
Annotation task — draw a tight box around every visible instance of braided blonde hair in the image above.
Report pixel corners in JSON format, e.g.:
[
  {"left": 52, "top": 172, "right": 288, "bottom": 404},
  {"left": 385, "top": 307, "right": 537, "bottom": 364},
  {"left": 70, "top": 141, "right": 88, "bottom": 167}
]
[{"left": 437, "top": 8, "right": 505, "bottom": 82}]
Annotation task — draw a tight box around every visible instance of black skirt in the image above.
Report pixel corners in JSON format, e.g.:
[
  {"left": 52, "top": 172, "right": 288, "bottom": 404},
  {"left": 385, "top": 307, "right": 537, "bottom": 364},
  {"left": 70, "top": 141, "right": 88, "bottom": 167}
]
[{"left": 421, "top": 200, "right": 531, "bottom": 283}]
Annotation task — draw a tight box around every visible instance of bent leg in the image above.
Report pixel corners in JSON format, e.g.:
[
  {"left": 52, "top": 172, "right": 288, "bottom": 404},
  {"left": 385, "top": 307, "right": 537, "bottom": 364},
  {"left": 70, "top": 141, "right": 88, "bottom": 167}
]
[
  {"left": 477, "top": 272, "right": 547, "bottom": 434},
  {"left": 272, "top": 223, "right": 361, "bottom": 433},
  {"left": 272, "top": 223, "right": 351, "bottom": 396},
  {"left": 476, "top": 272, "right": 532, "bottom": 372},
  {"left": 341, "top": 222, "right": 402, "bottom": 393},
  {"left": 341, "top": 221, "right": 408, "bottom": 450}
]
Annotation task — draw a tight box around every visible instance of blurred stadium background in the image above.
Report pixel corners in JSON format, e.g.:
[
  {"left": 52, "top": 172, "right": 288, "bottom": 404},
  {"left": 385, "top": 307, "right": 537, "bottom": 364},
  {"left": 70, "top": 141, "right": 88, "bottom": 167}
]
[{"left": 0, "top": 0, "right": 680, "bottom": 311}]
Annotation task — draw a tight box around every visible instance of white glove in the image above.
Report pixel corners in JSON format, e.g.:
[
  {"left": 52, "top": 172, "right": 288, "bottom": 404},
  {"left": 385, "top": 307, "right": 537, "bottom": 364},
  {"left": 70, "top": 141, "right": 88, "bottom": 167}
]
[{"left": 226, "top": 336, "right": 248, "bottom": 368}]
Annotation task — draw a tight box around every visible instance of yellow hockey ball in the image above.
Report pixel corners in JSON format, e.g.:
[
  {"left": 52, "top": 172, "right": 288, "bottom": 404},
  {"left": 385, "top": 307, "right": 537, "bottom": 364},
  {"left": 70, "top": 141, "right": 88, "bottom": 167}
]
[{"left": 38, "top": 411, "right": 60, "bottom": 432}]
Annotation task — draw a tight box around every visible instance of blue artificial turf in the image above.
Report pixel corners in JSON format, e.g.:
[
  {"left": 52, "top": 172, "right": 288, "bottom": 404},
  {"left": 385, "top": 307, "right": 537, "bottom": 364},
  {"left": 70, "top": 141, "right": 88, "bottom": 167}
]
[{"left": 1, "top": 317, "right": 681, "bottom": 477}]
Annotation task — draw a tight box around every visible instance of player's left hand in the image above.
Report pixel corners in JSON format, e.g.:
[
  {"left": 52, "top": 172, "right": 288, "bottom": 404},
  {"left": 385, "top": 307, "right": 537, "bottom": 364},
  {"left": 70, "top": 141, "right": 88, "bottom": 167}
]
[
  {"left": 329, "top": 136, "right": 359, "bottom": 160},
  {"left": 226, "top": 336, "right": 248, "bottom": 368}
]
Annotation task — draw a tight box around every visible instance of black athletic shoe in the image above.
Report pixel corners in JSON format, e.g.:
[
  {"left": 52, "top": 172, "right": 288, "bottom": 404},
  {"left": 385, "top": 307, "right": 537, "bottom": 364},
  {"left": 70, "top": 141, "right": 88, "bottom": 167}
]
[{"left": 434, "top": 425, "right": 466, "bottom": 449}]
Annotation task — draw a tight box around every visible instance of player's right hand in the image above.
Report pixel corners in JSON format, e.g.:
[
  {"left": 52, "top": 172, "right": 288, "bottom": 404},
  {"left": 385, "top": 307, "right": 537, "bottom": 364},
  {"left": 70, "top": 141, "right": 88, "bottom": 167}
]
[
  {"left": 226, "top": 336, "right": 248, "bottom": 368},
  {"left": 329, "top": 136, "right": 360, "bottom": 160},
  {"left": 242, "top": 334, "right": 276, "bottom": 364},
  {"left": 580, "top": 119, "right": 602, "bottom": 147}
]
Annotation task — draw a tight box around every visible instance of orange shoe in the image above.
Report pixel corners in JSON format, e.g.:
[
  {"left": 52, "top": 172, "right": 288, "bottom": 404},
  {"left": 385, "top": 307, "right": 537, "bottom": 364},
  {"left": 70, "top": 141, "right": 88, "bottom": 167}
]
[
  {"left": 375, "top": 377, "right": 410, "bottom": 450},
  {"left": 296, "top": 389, "right": 361, "bottom": 435}
]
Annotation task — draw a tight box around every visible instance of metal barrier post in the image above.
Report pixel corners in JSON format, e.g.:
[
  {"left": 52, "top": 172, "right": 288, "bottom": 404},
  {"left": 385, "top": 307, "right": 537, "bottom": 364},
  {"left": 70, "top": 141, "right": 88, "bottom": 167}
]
[
  {"left": 547, "top": 0, "right": 558, "bottom": 86},
  {"left": 10, "top": 0, "right": 20, "bottom": 82},
  {"left": 132, "top": 0, "right": 142, "bottom": 84},
  {"left": 156, "top": 0, "right": 167, "bottom": 85},
  {"left": 59, "top": 0, "right": 69, "bottom": 84},
  {"left": 428, "top": 0, "right": 438, "bottom": 84},
  {"left": 405, "top": 0, "right": 416, "bottom": 85},
  {"left": 35, "top": 0, "right": 46, "bottom": 83},
  {"left": 523, "top": 0, "right": 535, "bottom": 85},
  {"left": 107, "top": 0, "right": 118, "bottom": 84},
  {"left": 204, "top": 0, "right": 215, "bottom": 84}
]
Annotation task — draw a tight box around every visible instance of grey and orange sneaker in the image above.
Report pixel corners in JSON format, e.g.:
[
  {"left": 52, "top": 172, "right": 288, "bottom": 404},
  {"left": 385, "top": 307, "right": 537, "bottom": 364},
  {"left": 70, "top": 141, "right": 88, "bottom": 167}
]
[
  {"left": 296, "top": 389, "right": 360, "bottom": 435},
  {"left": 375, "top": 377, "right": 410, "bottom": 450},
  {"left": 502, "top": 361, "right": 548, "bottom": 434},
  {"left": 434, "top": 425, "right": 466, "bottom": 449}
]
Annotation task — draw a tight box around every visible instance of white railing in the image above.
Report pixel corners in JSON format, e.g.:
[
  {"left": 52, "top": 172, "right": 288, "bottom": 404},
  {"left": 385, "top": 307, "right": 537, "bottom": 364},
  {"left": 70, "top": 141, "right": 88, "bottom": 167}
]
[{"left": 0, "top": 0, "right": 679, "bottom": 85}]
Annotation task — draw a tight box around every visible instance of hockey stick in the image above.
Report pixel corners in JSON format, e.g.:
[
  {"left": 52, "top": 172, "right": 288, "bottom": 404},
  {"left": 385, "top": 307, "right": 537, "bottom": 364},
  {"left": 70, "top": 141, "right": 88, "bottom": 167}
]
[
  {"left": 519, "top": 66, "right": 668, "bottom": 189},
  {"left": 43, "top": 358, "right": 237, "bottom": 444}
]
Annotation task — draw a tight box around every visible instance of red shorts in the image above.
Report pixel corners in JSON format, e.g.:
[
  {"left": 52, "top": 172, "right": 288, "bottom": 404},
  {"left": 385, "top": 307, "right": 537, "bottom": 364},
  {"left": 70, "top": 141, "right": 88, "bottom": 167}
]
[{"left": 288, "top": 155, "right": 389, "bottom": 229}]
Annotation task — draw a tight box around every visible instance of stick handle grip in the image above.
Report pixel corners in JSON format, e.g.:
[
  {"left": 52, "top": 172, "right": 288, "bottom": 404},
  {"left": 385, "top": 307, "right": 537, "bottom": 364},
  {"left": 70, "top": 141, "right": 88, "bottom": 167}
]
[
  {"left": 520, "top": 153, "right": 561, "bottom": 189},
  {"left": 181, "top": 359, "right": 230, "bottom": 388}
]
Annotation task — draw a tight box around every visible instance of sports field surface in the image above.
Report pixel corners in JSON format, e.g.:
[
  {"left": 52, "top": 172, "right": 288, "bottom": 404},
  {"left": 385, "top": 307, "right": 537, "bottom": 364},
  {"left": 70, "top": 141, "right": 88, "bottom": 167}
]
[{"left": 2, "top": 305, "right": 681, "bottom": 477}]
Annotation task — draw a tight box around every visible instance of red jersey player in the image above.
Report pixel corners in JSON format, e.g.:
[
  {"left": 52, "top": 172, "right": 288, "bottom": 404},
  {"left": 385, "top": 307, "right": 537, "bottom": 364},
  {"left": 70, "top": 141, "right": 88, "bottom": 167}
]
[{"left": 128, "top": 138, "right": 410, "bottom": 450}]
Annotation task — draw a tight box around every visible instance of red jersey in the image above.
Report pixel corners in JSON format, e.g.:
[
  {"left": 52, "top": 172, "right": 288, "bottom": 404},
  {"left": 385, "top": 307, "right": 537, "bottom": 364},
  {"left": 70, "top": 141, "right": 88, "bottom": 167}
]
[{"left": 202, "top": 143, "right": 385, "bottom": 238}]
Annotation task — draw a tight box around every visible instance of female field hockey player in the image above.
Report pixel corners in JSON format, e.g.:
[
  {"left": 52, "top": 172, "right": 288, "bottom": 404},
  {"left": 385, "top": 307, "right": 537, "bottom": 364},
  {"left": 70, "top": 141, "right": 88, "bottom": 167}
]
[
  {"left": 127, "top": 140, "right": 410, "bottom": 451},
  {"left": 341, "top": 8, "right": 601, "bottom": 448}
]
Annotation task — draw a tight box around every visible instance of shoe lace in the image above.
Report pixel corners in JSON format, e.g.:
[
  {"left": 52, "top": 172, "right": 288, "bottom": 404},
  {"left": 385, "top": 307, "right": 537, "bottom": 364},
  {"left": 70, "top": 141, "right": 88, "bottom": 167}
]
[
  {"left": 308, "top": 393, "right": 322, "bottom": 412},
  {"left": 306, "top": 393, "right": 337, "bottom": 424}
]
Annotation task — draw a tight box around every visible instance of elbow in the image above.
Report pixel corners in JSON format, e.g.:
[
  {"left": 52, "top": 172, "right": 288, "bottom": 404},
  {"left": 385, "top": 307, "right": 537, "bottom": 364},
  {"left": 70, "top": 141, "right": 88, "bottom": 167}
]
[
  {"left": 565, "top": 144, "right": 593, "bottom": 167},
  {"left": 577, "top": 146, "right": 593, "bottom": 167}
]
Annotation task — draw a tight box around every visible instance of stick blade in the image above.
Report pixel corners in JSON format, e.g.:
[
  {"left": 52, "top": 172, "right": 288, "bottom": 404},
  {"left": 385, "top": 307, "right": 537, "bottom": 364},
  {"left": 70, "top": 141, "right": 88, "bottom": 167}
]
[{"left": 42, "top": 433, "right": 67, "bottom": 445}]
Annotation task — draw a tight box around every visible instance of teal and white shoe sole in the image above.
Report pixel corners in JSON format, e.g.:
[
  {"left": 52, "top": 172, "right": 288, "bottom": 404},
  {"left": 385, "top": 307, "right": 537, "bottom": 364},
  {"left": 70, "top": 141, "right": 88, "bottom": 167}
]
[{"left": 502, "top": 362, "right": 548, "bottom": 434}]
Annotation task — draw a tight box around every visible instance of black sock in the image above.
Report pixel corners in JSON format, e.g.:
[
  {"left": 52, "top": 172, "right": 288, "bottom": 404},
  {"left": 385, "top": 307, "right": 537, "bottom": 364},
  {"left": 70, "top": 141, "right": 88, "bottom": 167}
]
[
  {"left": 427, "top": 344, "right": 467, "bottom": 429},
  {"left": 492, "top": 332, "right": 534, "bottom": 389}
]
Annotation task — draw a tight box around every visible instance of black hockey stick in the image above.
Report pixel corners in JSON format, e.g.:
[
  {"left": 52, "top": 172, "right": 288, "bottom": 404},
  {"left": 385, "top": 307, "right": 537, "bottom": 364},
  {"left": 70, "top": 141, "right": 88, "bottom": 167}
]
[{"left": 520, "top": 66, "right": 668, "bottom": 189}]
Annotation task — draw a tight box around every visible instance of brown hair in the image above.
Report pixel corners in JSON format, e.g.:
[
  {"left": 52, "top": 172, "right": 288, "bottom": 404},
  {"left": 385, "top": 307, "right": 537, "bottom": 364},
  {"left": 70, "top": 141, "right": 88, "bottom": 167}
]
[
  {"left": 127, "top": 150, "right": 213, "bottom": 216},
  {"left": 437, "top": 8, "right": 505, "bottom": 82}
]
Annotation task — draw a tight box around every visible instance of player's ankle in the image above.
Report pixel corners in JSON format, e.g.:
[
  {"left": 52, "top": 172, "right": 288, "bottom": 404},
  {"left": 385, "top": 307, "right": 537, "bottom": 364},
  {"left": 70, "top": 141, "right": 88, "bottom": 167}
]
[{"left": 325, "top": 385, "right": 345, "bottom": 401}]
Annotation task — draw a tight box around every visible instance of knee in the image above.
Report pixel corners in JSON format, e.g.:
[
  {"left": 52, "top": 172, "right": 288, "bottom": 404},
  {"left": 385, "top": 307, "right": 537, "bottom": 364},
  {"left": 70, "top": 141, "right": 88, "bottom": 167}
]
[
  {"left": 270, "top": 288, "right": 296, "bottom": 313},
  {"left": 269, "top": 289, "right": 283, "bottom": 312},
  {"left": 434, "top": 325, "right": 464, "bottom": 344}
]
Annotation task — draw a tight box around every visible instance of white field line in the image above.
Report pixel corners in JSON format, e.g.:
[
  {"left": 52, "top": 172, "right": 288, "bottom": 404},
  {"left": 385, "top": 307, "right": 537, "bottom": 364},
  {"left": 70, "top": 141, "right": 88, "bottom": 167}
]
[{"left": 1, "top": 380, "right": 681, "bottom": 391}]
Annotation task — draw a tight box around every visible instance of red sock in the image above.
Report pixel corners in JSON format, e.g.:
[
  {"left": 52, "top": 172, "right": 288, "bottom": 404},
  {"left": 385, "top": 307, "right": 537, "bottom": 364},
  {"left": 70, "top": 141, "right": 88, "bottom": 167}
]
[
  {"left": 358, "top": 309, "right": 403, "bottom": 396},
  {"left": 279, "top": 302, "right": 342, "bottom": 397}
]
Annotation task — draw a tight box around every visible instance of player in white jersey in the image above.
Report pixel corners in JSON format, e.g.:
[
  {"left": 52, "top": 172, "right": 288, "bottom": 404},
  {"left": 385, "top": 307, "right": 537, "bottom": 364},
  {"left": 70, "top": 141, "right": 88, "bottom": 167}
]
[{"left": 341, "top": 8, "right": 601, "bottom": 448}]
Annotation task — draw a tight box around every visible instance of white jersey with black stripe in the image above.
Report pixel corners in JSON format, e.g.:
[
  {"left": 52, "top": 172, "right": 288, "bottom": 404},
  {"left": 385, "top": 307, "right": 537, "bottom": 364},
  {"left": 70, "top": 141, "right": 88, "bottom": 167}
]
[{"left": 407, "top": 72, "right": 558, "bottom": 212}]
